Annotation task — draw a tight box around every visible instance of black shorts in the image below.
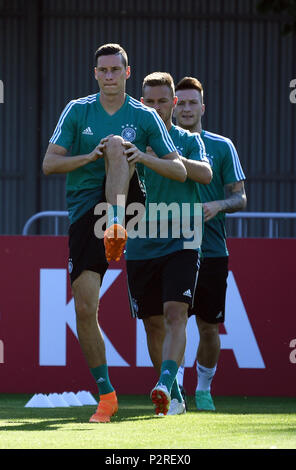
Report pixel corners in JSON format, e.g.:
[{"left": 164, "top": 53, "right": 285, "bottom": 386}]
[
  {"left": 68, "top": 170, "right": 145, "bottom": 285},
  {"left": 188, "top": 256, "right": 229, "bottom": 324},
  {"left": 126, "top": 249, "right": 200, "bottom": 319}
]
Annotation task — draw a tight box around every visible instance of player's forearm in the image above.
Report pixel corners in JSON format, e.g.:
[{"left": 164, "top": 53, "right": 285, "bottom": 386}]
[
  {"left": 217, "top": 192, "right": 247, "bottom": 214},
  {"left": 43, "top": 153, "right": 93, "bottom": 175},
  {"left": 180, "top": 157, "right": 212, "bottom": 184},
  {"left": 141, "top": 153, "right": 187, "bottom": 182}
]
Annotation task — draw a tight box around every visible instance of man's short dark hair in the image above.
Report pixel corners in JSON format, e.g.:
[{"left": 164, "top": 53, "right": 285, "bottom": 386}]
[
  {"left": 175, "top": 77, "right": 204, "bottom": 102},
  {"left": 95, "top": 43, "right": 128, "bottom": 68},
  {"left": 142, "top": 72, "right": 175, "bottom": 97}
]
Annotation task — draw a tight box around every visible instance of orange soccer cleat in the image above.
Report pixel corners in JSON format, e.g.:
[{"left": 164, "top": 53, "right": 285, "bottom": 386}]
[
  {"left": 89, "top": 391, "right": 118, "bottom": 423},
  {"left": 104, "top": 224, "right": 128, "bottom": 262}
]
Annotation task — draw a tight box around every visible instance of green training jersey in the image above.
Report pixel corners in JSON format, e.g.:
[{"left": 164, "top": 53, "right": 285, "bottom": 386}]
[
  {"left": 49, "top": 93, "right": 177, "bottom": 224},
  {"left": 125, "top": 124, "right": 207, "bottom": 260},
  {"left": 200, "top": 130, "right": 246, "bottom": 258}
]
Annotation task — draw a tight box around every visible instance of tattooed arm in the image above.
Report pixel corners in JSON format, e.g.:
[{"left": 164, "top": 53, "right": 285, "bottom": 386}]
[{"left": 203, "top": 181, "right": 247, "bottom": 222}]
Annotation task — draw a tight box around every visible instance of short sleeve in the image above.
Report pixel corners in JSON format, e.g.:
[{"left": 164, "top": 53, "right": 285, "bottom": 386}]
[
  {"left": 186, "top": 133, "right": 208, "bottom": 162},
  {"left": 221, "top": 138, "right": 246, "bottom": 184},
  {"left": 49, "top": 100, "right": 77, "bottom": 150}
]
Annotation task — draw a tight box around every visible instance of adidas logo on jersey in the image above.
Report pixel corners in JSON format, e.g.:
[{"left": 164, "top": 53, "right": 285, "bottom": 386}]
[
  {"left": 82, "top": 126, "right": 93, "bottom": 135},
  {"left": 216, "top": 311, "right": 223, "bottom": 319},
  {"left": 183, "top": 289, "right": 192, "bottom": 298}
]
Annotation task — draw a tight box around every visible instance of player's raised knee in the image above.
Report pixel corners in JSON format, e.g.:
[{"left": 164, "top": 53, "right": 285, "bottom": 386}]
[{"left": 104, "top": 135, "right": 125, "bottom": 158}]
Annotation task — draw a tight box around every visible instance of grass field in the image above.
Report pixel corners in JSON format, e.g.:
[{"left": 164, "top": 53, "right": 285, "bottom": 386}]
[{"left": 0, "top": 394, "right": 295, "bottom": 450}]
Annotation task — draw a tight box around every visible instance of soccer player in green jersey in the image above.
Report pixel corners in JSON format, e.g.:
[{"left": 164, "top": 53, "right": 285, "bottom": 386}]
[
  {"left": 174, "top": 76, "right": 247, "bottom": 411},
  {"left": 42, "top": 44, "right": 186, "bottom": 423},
  {"left": 124, "top": 72, "right": 212, "bottom": 415}
]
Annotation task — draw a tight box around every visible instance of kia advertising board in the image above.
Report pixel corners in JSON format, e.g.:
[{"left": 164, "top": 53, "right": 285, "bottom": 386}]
[{"left": 0, "top": 236, "right": 295, "bottom": 396}]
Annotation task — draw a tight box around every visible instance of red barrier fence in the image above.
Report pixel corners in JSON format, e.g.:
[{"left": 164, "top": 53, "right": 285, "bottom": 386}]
[{"left": 0, "top": 236, "right": 295, "bottom": 396}]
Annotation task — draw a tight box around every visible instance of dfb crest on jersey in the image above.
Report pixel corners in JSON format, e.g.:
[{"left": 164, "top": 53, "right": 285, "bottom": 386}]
[
  {"left": 175, "top": 146, "right": 184, "bottom": 156},
  {"left": 121, "top": 124, "right": 137, "bottom": 142},
  {"left": 206, "top": 154, "right": 214, "bottom": 167}
]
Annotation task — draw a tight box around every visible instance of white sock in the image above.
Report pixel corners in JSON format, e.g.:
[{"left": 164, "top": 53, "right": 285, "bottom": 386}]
[
  {"left": 176, "top": 364, "right": 185, "bottom": 387},
  {"left": 196, "top": 361, "right": 217, "bottom": 392}
]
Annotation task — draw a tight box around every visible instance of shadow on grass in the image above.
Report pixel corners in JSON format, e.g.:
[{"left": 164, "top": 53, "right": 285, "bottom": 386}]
[
  {"left": 1, "top": 394, "right": 296, "bottom": 433},
  {"left": 0, "top": 409, "right": 162, "bottom": 432},
  {"left": 0, "top": 394, "right": 163, "bottom": 430}
]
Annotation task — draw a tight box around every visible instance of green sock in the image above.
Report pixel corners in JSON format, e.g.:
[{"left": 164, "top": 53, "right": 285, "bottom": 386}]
[
  {"left": 107, "top": 205, "right": 125, "bottom": 228},
  {"left": 90, "top": 364, "right": 114, "bottom": 395},
  {"left": 157, "top": 360, "right": 178, "bottom": 394},
  {"left": 171, "top": 379, "right": 183, "bottom": 403}
]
